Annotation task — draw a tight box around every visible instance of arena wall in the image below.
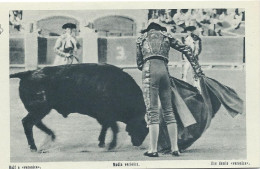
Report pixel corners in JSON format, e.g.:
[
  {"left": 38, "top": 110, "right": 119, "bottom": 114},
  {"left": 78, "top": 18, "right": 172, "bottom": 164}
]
[
  {"left": 98, "top": 36, "right": 245, "bottom": 67},
  {"left": 10, "top": 36, "right": 245, "bottom": 67},
  {"left": 9, "top": 37, "right": 25, "bottom": 65}
]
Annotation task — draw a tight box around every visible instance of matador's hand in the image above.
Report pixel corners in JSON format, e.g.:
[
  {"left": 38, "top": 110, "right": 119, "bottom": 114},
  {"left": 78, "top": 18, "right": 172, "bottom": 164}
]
[{"left": 65, "top": 53, "right": 71, "bottom": 58}]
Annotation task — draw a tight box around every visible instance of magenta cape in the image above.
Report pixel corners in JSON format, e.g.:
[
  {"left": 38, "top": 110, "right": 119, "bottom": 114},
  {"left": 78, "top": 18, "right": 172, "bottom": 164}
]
[{"left": 158, "top": 76, "right": 244, "bottom": 152}]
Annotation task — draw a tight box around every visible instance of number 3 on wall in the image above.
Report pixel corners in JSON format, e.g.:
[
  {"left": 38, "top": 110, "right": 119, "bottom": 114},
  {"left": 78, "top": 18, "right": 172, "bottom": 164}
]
[{"left": 116, "top": 46, "right": 126, "bottom": 61}]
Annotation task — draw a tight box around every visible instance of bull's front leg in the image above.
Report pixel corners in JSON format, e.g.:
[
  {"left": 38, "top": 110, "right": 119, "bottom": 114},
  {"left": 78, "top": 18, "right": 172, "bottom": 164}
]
[
  {"left": 35, "top": 121, "right": 56, "bottom": 141},
  {"left": 108, "top": 122, "right": 118, "bottom": 150},
  {"left": 98, "top": 124, "right": 108, "bottom": 148},
  {"left": 22, "top": 114, "right": 37, "bottom": 152}
]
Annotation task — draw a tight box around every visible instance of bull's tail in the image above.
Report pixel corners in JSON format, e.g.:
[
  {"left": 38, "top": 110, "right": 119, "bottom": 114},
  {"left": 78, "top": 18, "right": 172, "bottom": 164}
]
[{"left": 10, "top": 71, "right": 32, "bottom": 79}]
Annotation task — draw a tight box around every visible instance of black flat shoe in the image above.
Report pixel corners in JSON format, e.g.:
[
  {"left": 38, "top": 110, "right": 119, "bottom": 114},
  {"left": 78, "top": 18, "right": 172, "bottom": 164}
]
[
  {"left": 144, "top": 151, "right": 159, "bottom": 157},
  {"left": 172, "top": 151, "right": 181, "bottom": 156}
]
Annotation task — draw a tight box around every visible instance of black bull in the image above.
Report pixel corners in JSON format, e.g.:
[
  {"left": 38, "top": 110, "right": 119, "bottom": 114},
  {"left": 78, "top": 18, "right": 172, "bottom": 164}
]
[
  {"left": 10, "top": 64, "right": 148, "bottom": 151},
  {"left": 10, "top": 63, "right": 243, "bottom": 152}
]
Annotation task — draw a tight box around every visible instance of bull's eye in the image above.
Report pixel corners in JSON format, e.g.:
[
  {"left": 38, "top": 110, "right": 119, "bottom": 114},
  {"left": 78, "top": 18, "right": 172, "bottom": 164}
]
[{"left": 36, "top": 91, "right": 45, "bottom": 95}]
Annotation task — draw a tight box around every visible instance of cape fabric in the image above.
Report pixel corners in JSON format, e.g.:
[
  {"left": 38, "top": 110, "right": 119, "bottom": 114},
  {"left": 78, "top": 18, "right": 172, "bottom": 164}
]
[{"left": 158, "top": 76, "right": 244, "bottom": 152}]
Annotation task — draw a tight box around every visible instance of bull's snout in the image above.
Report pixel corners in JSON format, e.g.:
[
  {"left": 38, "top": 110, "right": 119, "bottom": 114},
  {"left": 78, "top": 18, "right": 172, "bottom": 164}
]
[
  {"left": 130, "top": 127, "right": 148, "bottom": 146},
  {"left": 131, "top": 137, "right": 143, "bottom": 146},
  {"left": 127, "top": 119, "right": 148, "bottom": 146}
]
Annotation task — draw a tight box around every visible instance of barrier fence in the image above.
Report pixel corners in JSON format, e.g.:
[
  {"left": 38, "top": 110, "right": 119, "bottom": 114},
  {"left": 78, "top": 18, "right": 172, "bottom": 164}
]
[
  {"left": 98, "top": 36, "right": 245, "bottom": 69},
  {"left": 10, "top": 34, "right": 245, "bottom": 70},
  {"left": 10, "top": 37, "right": 25, "bottom": 66}
]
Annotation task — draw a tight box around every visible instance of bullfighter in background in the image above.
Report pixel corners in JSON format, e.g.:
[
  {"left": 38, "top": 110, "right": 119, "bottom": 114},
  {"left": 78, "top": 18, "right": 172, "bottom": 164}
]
[
  {"left": 136, "top": 19, "right": 204, "bottom": 157},
  {"left": 181, "top": 25, "right": 202, "bottom": 89},
  {"left": 53, "top": 23, "right": 79, "bottom": 65}
]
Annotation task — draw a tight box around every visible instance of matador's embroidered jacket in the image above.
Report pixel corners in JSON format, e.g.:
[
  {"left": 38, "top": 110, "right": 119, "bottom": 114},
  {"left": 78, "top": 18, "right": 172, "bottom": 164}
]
[{"left": 136, "top": 29, "right": 204, "bottom": 77}]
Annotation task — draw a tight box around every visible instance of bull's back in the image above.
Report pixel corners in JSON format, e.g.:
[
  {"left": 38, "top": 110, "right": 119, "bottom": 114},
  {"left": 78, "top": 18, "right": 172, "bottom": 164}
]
[{"left": 44, "top": 64, "right": 146, "bottom": 121}]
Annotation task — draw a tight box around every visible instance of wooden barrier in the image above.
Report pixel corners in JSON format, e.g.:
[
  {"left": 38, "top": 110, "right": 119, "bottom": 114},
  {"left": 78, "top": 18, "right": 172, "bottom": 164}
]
[
  {"left": 98, "top": 36, "right": 245, "bottom": 69},
  {"left": 9, "top": 37, "right": 25, "bottom": 65},
  {"left": 9, "top": 33, "right": 245, "bottom": 69}
]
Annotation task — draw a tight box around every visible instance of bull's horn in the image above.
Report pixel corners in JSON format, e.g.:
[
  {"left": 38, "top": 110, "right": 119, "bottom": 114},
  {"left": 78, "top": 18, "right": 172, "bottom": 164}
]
[{"left": 10, "top": 71, "right": 32, "bottom": 79}]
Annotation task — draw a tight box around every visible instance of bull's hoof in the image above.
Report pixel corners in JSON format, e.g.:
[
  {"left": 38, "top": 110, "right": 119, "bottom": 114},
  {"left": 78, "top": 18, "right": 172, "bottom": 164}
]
[
  {"left": 51, "top": 134, "right": 56, "bottom": 141},
  {"left": 179, "top": 149, "right": 185, "bottom": 153},
  {"left": 98, "top": 142, "right": 105, "bottom": 148},
  {"left": 29, "top": 145, "right": 37, "bottom": 152},
  {"left": 38, "top": 149, "right": 49, "bottom": 153},
  {"left": 108, "top": 142, "right": 116, "bottom": 150}
]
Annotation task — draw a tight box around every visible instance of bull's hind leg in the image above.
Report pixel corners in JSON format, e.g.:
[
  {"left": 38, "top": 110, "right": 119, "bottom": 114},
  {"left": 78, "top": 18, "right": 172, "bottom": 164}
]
[
  {"left": 22, "top": 109, "right": 50, "bottom": 152},
  {"left": 22, "top": 114, "right": 38, "bottom": 152},
  {"left": 35, "top": 121, "right": 56, "bottom": 141},
  {"left": 98, "top": 124, "right": 108, "bottom": 148},
  {"left": 108, "top": 122, "right": 118, "bottom": 150}
]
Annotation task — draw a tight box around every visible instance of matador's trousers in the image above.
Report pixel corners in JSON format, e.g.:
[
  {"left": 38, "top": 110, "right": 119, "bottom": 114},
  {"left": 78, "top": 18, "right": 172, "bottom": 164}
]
[{"left": 142, "top": 59, "right": 177, "bottom": 125}]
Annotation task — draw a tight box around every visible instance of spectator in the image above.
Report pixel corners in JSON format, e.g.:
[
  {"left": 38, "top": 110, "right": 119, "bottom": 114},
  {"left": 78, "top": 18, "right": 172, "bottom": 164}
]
[
  {"left": 9, "top": 10, "right": 23, "bottom": 32},
  {"left": 200, "top": 9, "right": 211, "bottom": 24},
  {"left": 218, "top": 10, "right": 227, "bottom": 20},
  {"left": 158, "top": 10, "right": 167, "bottom": 23},
  {"left": 233, "top": 8, "right": 243, "bottom": 29},
  {"left": 187, "top": 9, "right": 198, "bottom": 27},
  {"left": 165, "top": 9, "right": 174, "bottom": 24},
  {"left": 173, "top": 9, "right": 190, "bottom": 31},
  {"left": 239, "top": 8, "right": 245, "bottom": 21},
  {"left": 148, "top": 10, "right": 158, "bottom": 20},
  {"left": 147, "top": 8, "right": 245, "bottom": 36}
]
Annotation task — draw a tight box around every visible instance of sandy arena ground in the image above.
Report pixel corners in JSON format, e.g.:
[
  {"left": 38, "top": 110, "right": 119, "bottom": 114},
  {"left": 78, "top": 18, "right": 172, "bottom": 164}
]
[{"left": 9, "top": 67, "right": 246, "bottom": 162}]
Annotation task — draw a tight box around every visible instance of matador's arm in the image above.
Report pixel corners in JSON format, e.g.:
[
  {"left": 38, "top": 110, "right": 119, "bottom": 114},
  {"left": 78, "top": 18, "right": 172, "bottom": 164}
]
[
  {"left": 136, "top": 34, "right": 146, "bottom": 71},
  {"left": 165, "top": 32, "right": 204, "bottom": 78},
  {"left": 54, "top": 37, "right": 69, "bottom": 57}
]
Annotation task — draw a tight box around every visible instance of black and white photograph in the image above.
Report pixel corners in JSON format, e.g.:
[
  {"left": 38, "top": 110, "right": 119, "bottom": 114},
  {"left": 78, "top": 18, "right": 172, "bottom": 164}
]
[{"left": 1, "top": 1, "right": 260, "bottom": 169}]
